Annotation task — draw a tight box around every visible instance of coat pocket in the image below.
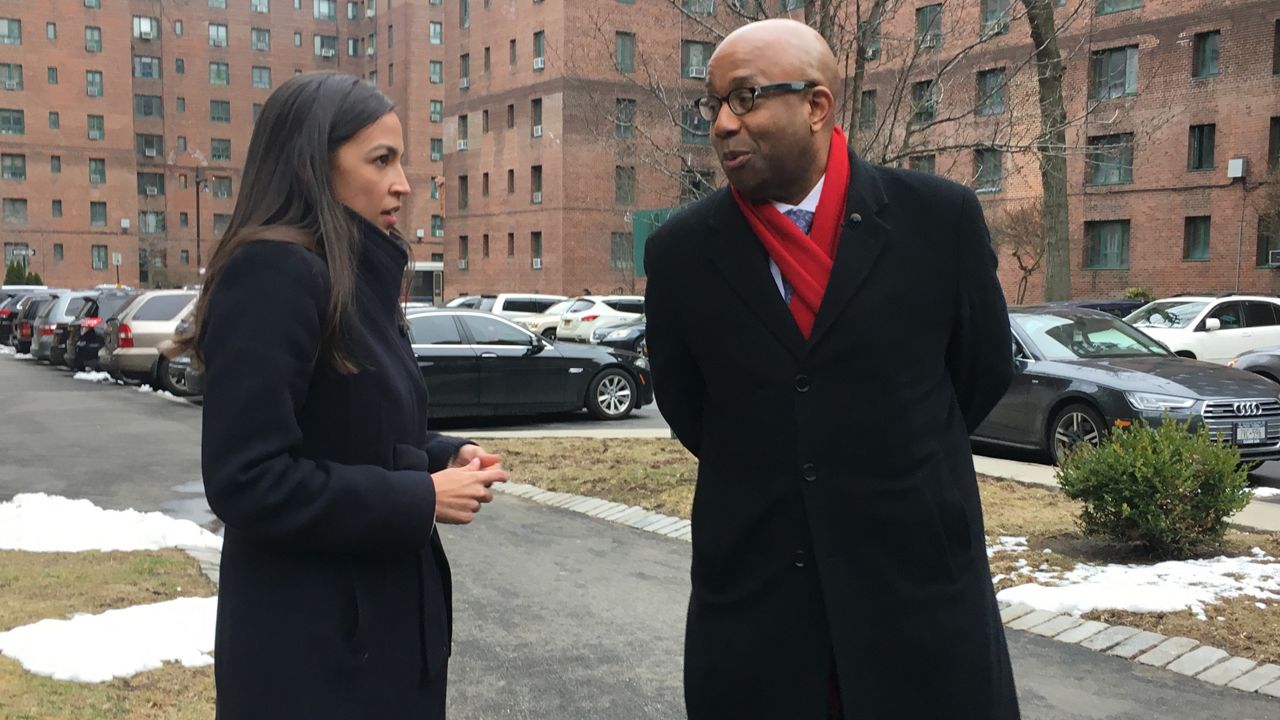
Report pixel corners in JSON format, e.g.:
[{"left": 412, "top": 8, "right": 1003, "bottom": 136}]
[{"left": 339, "top": 569, "right": 370, "bottom": 663}]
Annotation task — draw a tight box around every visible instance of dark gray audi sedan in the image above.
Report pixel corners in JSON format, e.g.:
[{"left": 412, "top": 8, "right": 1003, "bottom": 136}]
[{"left": 972, "top": 306, "right": 1280, "bottom": 465}]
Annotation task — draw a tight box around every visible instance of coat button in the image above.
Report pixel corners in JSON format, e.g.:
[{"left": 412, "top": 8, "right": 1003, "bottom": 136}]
[
  {"left": 849, "top": 212, "right": 862, "bottom": 223},
  {"left": 802, "top": 463, "right": 817, "bottom": 482},
  {"left": 795, "top": 374, "right": 810, "bottom": 392},
  {"left": 793, "top": 550, "right": 807, "bottom": 568}
]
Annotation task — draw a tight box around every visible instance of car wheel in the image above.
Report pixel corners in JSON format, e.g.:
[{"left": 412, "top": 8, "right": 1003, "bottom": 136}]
[
  {"left": 542, "top": 327, "right": 557, "bottom": 341},
  {"left": 586, "top": 368, "right": 636, "bottom": 420},
  {"left": 1049, "top": 403, "right": 1106, "bottom": 465},
  {"left": 156, "top": 356, "right": 190, "bottom": 396}
]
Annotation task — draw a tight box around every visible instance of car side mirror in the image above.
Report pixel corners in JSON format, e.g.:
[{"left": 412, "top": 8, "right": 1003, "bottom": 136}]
[{"left": 1204, "top": 318, "right": 1222, "bottom": 332}]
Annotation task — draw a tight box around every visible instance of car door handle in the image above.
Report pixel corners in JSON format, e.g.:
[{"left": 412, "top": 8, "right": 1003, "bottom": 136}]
[{"left": 480, "top": 352, "right": 498, "bottom": 358}]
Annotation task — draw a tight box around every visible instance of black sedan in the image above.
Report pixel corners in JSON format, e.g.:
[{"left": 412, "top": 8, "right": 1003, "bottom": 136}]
[
  {"left": 972, "top": 306, "right": 1280, "bottom": 465},
  {"left": 407, "top": 309, "right": 652, "bottom": 420},
  {"left": 590, "top": 315, "right": 646, "bottom": 352}
]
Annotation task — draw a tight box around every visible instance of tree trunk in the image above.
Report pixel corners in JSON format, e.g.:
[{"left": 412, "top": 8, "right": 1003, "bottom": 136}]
[{"left": 1020, "top": 0, "right": 1071, "bottom": 301}]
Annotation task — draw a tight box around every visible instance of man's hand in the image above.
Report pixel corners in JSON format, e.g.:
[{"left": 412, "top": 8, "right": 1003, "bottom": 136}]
[
  {"left": 450, "top": 443, "right": 503, "bottom": 470},
  {"left": 432, "top": 458, "right": 508, "bottom": 525}
]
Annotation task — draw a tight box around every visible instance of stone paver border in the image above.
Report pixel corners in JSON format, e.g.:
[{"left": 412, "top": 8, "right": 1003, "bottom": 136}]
[{"left": 494, "top": 482, "right": 1280, "bottom": 701}]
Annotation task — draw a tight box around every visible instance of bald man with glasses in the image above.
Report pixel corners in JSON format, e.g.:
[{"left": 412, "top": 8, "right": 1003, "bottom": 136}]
[{"left": 644, "top": 19, "right": 1019, "bottom": 720}]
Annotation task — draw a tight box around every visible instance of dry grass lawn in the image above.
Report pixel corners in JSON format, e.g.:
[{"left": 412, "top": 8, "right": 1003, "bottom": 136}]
[{"left": 486, "top": 438, "right": 1280, "bottom": 664}]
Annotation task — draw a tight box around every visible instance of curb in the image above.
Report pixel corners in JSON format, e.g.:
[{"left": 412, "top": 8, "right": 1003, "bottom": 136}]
[{"left": 497, "top": 481, "right": 1280, "bottom": 701}]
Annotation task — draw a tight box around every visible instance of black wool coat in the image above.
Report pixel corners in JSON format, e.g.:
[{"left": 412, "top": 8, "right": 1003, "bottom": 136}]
[
  {"left": 201, "top": 216, "right": 469, "bottom": 719},
  {"left": 644, "top": 150, "right": 1020, "bottom": 720}
]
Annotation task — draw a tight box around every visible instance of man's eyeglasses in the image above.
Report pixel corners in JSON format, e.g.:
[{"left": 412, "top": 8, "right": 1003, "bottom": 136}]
[{"left": 692, "top": 82, "right": 819, "bottom": 122}]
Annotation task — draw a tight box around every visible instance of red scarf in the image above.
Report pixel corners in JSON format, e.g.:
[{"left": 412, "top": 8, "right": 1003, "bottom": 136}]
[{"left": 731, "top": 127, "right": 850, "bottom": 339}]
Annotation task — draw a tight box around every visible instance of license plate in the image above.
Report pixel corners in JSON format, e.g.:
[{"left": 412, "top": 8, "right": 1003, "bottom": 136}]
[
  {"left": 562, "top": 319, "right": 571, "bottom": 326},
  {"left": 1236, "top": 420, "right": 1268, "bottom": 445}
]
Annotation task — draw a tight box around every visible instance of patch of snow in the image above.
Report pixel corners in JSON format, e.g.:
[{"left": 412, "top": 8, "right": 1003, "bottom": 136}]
[
  {"left": 0, "top": 597, "right": 216, "bottom": 682},
  {"left": 73, "top": 371, "right": 113, "bottom": 383},
  {"left": 0, "top": 345, "right": 13, "bottom": 355},
  {"left": 0, "top": 493, "right": 221, "bottom": 552},
  {"left": 1251, "top": 486, "right": 1280, "bottom": 499},
  {"left": 12, "top": 353, "right": 32, "bottom": 360}
]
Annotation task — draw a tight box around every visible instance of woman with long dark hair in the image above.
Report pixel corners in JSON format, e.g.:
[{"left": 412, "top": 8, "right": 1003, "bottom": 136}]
[{"left": 173, "top": 72, "right": 507, "bottom": 719}]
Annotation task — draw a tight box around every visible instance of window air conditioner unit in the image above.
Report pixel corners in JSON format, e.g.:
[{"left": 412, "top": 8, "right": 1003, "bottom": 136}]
[
  {"left": 366, "top": 7, "right": 376, "bottom": 18},
  {"left": 532, "top": 258, "right": 542, "bottom": 269},
  {"left": 143, "top": 147, "right": 158, "bottom": 157},
  {"left": 140, "top": 29, "right": 155, "bottom": 40},
  {"left": 432, "top": 228, "right": 444, "bottom": 237},
  {"left": 532, "top": 124, "right": 543, "bottom": 137},
  {"left": 457, "top": 139, "right": 468, "bottom": 150},
  {"left": 366, "top": 46, "right": 375, "bottom": 56},
  {"left": 253, "top": 42, "right": 268, "bottom": 51},
  {"left": 531, "top": 191, "right": 542, "bottom": 204},
  {"left": 3, "top": 81, "right": 15, "bottom": 90},
  {"left": 1269, "top": 250, "right": 1280, "bottom": 268},
  {"left": 863, "top": 48, "right": 877, "bottom": 60},
  {"left": 320, "top": 48, "right": 336, "bottom": 58},
  {"left": 533, "top": 56, "right": 545, "bottom": 70},
  {"left": 145, "top": 187, "right": 158, "bottom": 196},
  {"left": 457, "top": 258, "right": 468, "bottom": 270},
  {"left": 459, "top": 77, "right": 470, "bottom": 89},
  {"left": 919, "top": 35, "right": 937, "bottom": 49},
  {"left": 688, "top": 66, "right": 707, "bottom": 79}
]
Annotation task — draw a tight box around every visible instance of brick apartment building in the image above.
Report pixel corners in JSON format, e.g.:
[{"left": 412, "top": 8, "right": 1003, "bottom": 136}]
[{"left": 2, "top": 0, "right": 1277, "bottom": 304}]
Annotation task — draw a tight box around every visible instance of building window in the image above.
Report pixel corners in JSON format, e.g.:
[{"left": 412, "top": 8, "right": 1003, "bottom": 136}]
[
  {"left": 0, "top": 64, "right": 20, "bottom": 90},
  {"left": 1184, "top": 216, "right": 1210, "bottom": 261},
  {"left": 210, "top": 100, "right": 231, "bottom": 122},
  {"left": 314, "top": 0, "right": 337, "bottom": 20},
  {"left": 0, "top": 19, "right": 20, "bottom": 46},
  {"left": 1091, "top": 46, "right": 1138, "bottom": 100},
  {"left": 135, "top": 94, "right": 163, "bottom": 118},
  {"left": 910, "top": 80, "right": 936, "bottom": 125},
  {"left": 533, "top": 30, "right": 545, "bottom": 65},
  {"left": 180, "top": 212, "right": 189, "bottom": 227},
  {"left": 48, "top": 112, "right": 58, "bottom": 129},
  {"left": 857, "top": 20, "right": 881, "bottom": 61},
  {"left": 209, "top": 23, "right": 227, "bottom": 47},
  {"left": 85, "top": 70, "right": 103, "bottom": 97},
  {"left": 460, "top": 53, "right": 470, "bottom": 82},
  {"left": 908, "top": 155, "right": 936, "bottom": 174},
  {"left": 1087, "top": 133, "right": 1134, "bottom": 185},
  {"left": 429, "top": 61, "right": 442, "bottom": 84},
  {"left": 1, "top": 154, "right": 24, "bottom": 180},
  {"left": 252, "top": 66, "right": 272, "bottom": 88},
  {"left": 615, "top": 165, "right": 636, "bottom": 204},
  {"left": 1188, "top": 124, "right": 1215, "bottom": 171},
  {"left": 530, "top": 165, "right": 542, "bottom": 203},
  {"left": 530, "top": 232, "right": 542, "bottom": 264},
  {"left": 251, "top": 0, "right": 269, "bottom": 11},
  {"left": 212, "top": 138, "right": 231, "bottom": 161},
  {"left": 252, "top": 28, "right": 270, "bottom": 51},
  {"left": 507, "top": 233, "right": 515, "bottom": 257},
  {"left": 430, "top": 100, "right": 443, "bottom": 123},
  {"left": 431, "top": 214, "right": 444, "bottom": 237},
  {"left": 347, "top": 37, "right": 359, "bottom": 56},
  {"left": 858, "top": 90, "right": 876, "bottom": 132},
  {"left": 0, "top": 109, "right": 22, "bottom": 135},
  {"left": 484, "top": 46, "right": 491, "bottom": 73},
  {"left": 84, "top": 26, "right": 102, "bottom": 53},
  {"left": 89, "top": 158, "right": 106, "bottom": 184},
  {"left": 132, "top": 16, "right": 159, "bottom": 39},
  {"left": 615, "top": 98, "right": 636, "bottom": 139},
  {"left": 458, "top": 175, "right": 469, "bottom": 209},
  {"left": 1084, "top": 220, "right": 1130, "bottom": 269},
  {"left": 458, "top": 114, "right": 469, "bottom": 144},
  {"left": 915, "top": 5, "right": 942, "bottom": 49},
  {"left": 213, "top": 213, "right": 231, "bottom": 237},
  {"left": 53, "top": 243, "right": 63, "bottom": 260},
  {"left": 682, "top": 0, "right": 714, "bottom": 14},
  {"left": 210, "top": 0, "right": 227, "bottom": 7},
  {"left": 133, "top": 56, "right": 162, "bottom": 79},
  {"left": 1259, "top": 217, "right": 1280, "bottom": 265},
  {"left": 1097, "top": 0, "right": 1141, "bottom": 14},
  {"left": 252, "top": 103, "right": 262, "bottom": 124},
  {"left": 976, "top": 68, "right": 1005, "bottom": 116},
  {"left": 458, "top": 236, "right": 469, "bottom": 266},
  {"left": 974, "top": 148, "right": 1002, "bottom": 192},
  {"left": 175, "top": 20, "right": 184, "bottom": 36},
  {"left": 482, "top": 234, "right": 489, "bottom": 259},
  {"left": 175, "top": 58, "right": 185, "bottom": 75},
  {"left": 209, "top": 62, "right": 229, "bottom": 86},
  {"left": 681, "top": 40, "right": 713, "bottom": 78},
  {"left": 1269, "top": 117, "right": 1280, "bottom": 171},
  {"left": 314, "top": 34, "right": 337, "bottom": 55},
  {"left": 387, "top": 25, "right": 392, "bottom": 50},
  {"left": 1192, "top": 31, "right": 1220, "bottom": 78},
  {"left": 136, "top": 134, "right": 163, "bottom": 159},
  {"left": 482, "top": 172, "right": 489, "bottom": 196},
  {"left": 980, "top": 0, "right": 1009, "bottom": 36},
  {"left": 530, "top": 98, "right": 542, "bottom": 135},
  {"left": 139, "top": 211, "right": 165, "bottom": 234},
  {"left": 2, "top": 198, "right": 25, "bottom": 224},
  {"left": 429, "top": 22, "right": 442, "bottom": 44},
  {"left": 610, "top": 232, "right": 633, "bottom": 272},
  {"left": 615, "top": 32, "right": 635, "bottom": 73},
  {"left": 430, "top": 138, "right": 443, "bottom": 161},
  {"left": 507, "top": 168, "right": 514, "bottom": 194},
  {"left": 181, "top": 249, "right": 190, "bottom": 265},
  {"left": 461, "top": 0, "right": 470, "bottom": 28},
  {"left": 681, "top": 108, "right": 710, "bottom": 144},
  {"left": 509, "top": 38, "right": 516, "bottom": 66},
  {"left": 177, "top": 95, "right": 186, "bottom": 112},
  {"left": 46, "top": 22, "right": 55, "bottom": 41},
  {"left": 506, "top": 103, "right": 515, "bottom": 128},
  {"left": 91, "top": 244, "right": 108, "bottom": 269},
  {"left": 86, "top": 114, "right": 102, "bottom": 139},
  {"left": 482, "top": 109, "right": 489, "bottom": 132},
  {"left": 50, "top": 156, "right": 60, "bottom": 173},
  {"left": 294, "top": 32, "right": 302, "bottom": 48},
  {"left": 1274, "top": 21, "right": 1280, "bottom": 75},
  {"left": 46, "top": 67, "right": 56, "bottom": 85},
  {"left": 678, "top": 168, "right": 715, "bottom": 203}
]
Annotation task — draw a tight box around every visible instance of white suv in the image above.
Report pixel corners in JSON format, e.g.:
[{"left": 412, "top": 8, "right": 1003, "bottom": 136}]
[
  {"left": 445, "top": 293, "right": 567, "bottom": 319},
  {"left": 551, "top": 295, "right": 645, "bottom": 342},
  {"left": 1125, "top": 295, "right": 1280, "bottom": 364}
]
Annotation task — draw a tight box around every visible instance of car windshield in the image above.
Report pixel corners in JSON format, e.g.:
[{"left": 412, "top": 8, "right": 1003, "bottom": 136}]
[
  {"left": 1014, "top": 313, "right": 1171, "bottom": 360},
  {"left": 1125, "top": 301, "right": 1208, "bottom": 329},
  {"left": 543, "top": 300, "right": 573, "bottom": 315}
]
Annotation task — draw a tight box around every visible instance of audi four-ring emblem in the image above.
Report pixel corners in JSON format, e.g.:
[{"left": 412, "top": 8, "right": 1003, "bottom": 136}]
[{"left": 1234, "top": 402, "right": 1263, "bottom": 416}]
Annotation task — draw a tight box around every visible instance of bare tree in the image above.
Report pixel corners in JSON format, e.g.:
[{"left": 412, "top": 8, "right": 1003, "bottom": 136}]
[{"left": 988, "top": 199, "right": 1044, "bottom": 304}]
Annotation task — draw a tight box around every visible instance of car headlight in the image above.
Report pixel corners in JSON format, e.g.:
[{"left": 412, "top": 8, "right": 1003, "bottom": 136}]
[
  {"left": 1124, "top": 391, "right": 1196, "bottom": 412},
  {"left": 633, "top": 356, "right": 649, "bottom": 370},
  {"left": 605, "top": 329, "right": 631, "bottom": 341}
]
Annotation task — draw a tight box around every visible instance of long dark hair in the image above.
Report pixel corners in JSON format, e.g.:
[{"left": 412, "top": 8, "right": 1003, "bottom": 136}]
[{"left": 171, "top": 72, "right": 397, "bottom": 374}]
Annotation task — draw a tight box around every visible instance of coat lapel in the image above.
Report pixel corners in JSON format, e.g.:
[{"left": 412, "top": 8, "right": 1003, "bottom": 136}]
[
  {"left": 706, "top": 190, "right": 807, "bottom": 361},
  {"left": 807, "top": 151, "right": 891, "bottom": 350}
]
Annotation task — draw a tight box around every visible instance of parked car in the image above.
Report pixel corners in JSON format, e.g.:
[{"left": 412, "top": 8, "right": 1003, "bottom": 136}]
[
  {"left": 1043, "top": 299, "right": 1147, "bottom": 319},
  {"left": 1125, "top": 295, "right": 1280, "bottom": 364},
  {"left": 552, "top": 295, "right": 645, "bottom": 342},
  {"left": 0, "top": 290, "right": 44, "bottom": 346},
  {"left": 407, "top": 309, "right": 652, "bottom": 420},
  {"left": 155, "top": 316, "right": 198, "bottom": 397},
  {"left": 99, "top": 290, "right": 198, "bottom": 386},
  {"left": 66, "top": 290, "right": 140, "bottom": 371},
  {"left": 1227, "top": 346, "right": 1280, "bottom": 384},
  {"left": 9, "top": 292, "right": 61, "bottom": 354},
  {"left": 32, "top": 291, "right": 96, "bottom": 363},
  {"left": 516, "top": 299, "right": 578, "bottom": 340},
  {"left": 972, "top": 305, "right": 1280, "bottom": 466},
  {"left": 591, "top": 315, "right": 647, "bottom": 352},
  {"left": 445, "top": 293, "right": 568, "bottom": 319}
]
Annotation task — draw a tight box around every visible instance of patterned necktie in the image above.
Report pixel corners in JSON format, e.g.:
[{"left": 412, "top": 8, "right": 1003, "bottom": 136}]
[{"left": 783, "top": 208, "right": 815, "bottom": 235}]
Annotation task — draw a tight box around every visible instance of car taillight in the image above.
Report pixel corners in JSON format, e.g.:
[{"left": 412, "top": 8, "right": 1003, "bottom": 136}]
[
  {"left": 582, "top": 315, "right": 600, "bottom": 322},
  {"left": 18, "top": 322, "right": 31, "bottom": 338},
  {"left": 39, "top": 326, "right": 54, "bottom": 337},
  {"left": 0, "top": 308, "right": 11, "bottom": 318},
  {"left": 118, "top": 323, "right": 134, "bottom": 349},
  {"left": 84, "top": 317, "right": 102, "bottom": 329}
]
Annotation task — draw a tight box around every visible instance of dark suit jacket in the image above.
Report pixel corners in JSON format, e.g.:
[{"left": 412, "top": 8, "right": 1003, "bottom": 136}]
[
  {"left": 644, "top": 150, "right": 1019, "bottom": 720},
  {"left": 200, "top": 216, "right": 469, "bottom": 719}
]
